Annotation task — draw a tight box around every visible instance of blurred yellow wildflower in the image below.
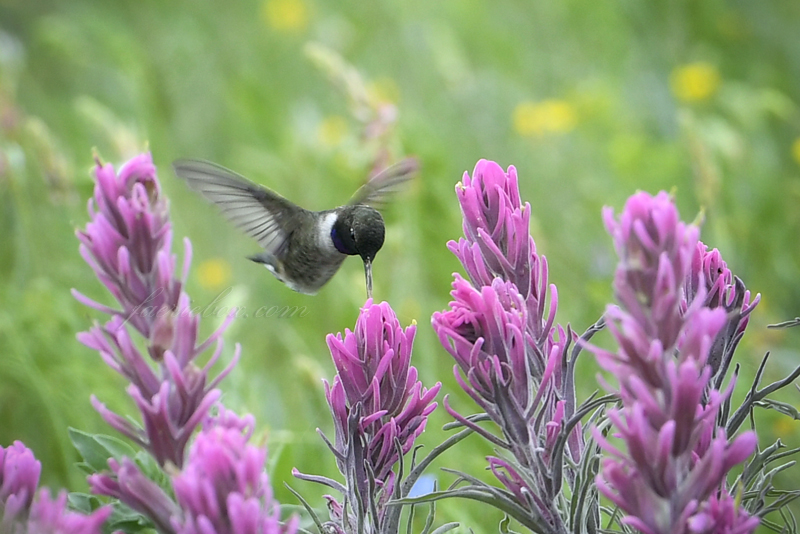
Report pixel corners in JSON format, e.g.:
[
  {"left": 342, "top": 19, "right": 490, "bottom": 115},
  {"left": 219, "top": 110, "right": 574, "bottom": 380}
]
[
  {"left": 367, "top": 77, "right": 400, "bottom": 106},
  {"left": 197, "top": 258, "right": 232, "bottom": 291},
  {"left": 262, "top": 0, "right": 309, "bottom": 32},
  {"left": 791, "top": 137, "right": 800, "bottom": 166},
  {"left": 670, "top": 62, "right": 720, "bottom": 103},
  {"left": 772, "top": 415, "right": 797, "bottom": 439},
  {"left": 513, "top": 99, "right": 577, "bottom": 137},
  {"left": 318, "top": 115, "right": 348, "bottom": 147}
]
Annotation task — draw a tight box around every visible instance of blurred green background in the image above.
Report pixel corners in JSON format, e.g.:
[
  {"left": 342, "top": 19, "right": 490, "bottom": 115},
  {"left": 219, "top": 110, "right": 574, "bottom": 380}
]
[{"left": 1, "top": 0, "right": 800, "bottom": 532}]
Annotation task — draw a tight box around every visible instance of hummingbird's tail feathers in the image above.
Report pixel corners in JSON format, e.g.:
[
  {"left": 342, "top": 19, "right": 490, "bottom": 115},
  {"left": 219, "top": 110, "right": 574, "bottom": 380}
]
[
  {"left": 248, "top": 252, "right": 318, "bottom": 295},
  {"left": 248, "top": 252, "right": 287, "bottom": 278},
  {"left": 348, "top": 157, "right": 419, "bottom": 209},
  {"left": 173, "top": 159, "right": 301, "bottom": 257}
]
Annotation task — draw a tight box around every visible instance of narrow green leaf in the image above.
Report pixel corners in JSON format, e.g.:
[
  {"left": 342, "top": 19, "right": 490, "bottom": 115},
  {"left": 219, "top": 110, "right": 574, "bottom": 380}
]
[
  {"left": 428, "top": 523, "right": 459, "bottom": 534},
  {"left": 68, "top": 428, "right": 116, "bottom": 473}
]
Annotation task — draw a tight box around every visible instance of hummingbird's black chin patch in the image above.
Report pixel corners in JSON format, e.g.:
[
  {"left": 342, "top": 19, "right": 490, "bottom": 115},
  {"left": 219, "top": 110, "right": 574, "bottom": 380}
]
[
  {"left": 335, "top": 205, "right": 385, "bottom": 260},
  {"left": 358, "top": 228, "right": 383, "bottom": 256},
  {"left": 354, "top": 215, "right": 385, "bottom": 262}
]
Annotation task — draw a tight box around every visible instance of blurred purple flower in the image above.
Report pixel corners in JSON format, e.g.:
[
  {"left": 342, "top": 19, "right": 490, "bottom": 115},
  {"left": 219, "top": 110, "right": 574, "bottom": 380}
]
[
  {"left": 1, "top": 442, "right": 112, "bottom": 534},
  {"left": 487, "top": 457, "right": 539, "bottom": 514},
  {"left": 74, "top": 153, "right": 239, "bottom": 468},
  {"left": 301, "top": 299, "right": 439, "bottom": 533},
  {"left": 592, "top": 191, "right": 758, "bottom": 534},
  {"left": 0, "top": 441, "right": 41, "bottom": 525},
  {"left": 686, "top": 491, "right": 761, "bottom": 534},
  {"left": 433, "top": 160, "right": 577, "bottom": 531},
  {"left": 88, "top": 456, "right": 178, "bottom": 533},
  {"left": 171, "top": 406, "right": 298, "bottom": 534},
  {"left": 89, "top": 405, "right": 296, "bottom": 534},
  {"left": 683, "top": 242, "right": 760, "bottom": 377},
  {"left": 21, "top": 489, "right": 112, "bottom": 534},
  {"left": 602, "top": 190, "right": 698, "bottom": 354}
]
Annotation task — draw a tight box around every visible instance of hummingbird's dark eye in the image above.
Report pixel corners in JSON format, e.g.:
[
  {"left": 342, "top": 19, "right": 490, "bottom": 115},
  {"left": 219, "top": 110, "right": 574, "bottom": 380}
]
[{"left": 350, "top": 228, "right": 356, "bottom": 241}]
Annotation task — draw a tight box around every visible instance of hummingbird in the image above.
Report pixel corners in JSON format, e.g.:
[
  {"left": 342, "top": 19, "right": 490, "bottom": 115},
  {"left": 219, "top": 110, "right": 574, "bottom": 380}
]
[{"left": 172, "top": 158, "right": 417, "bottom": 298}]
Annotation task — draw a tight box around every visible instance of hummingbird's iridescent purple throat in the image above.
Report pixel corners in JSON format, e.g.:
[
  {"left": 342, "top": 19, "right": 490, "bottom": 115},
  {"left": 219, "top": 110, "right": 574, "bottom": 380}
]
[{"left": 173, "top": 159, "right": 417, "bottom": 298}]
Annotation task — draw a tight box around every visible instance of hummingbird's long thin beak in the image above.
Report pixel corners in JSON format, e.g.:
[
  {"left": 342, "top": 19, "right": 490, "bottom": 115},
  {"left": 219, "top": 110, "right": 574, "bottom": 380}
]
[{"left": 364, "top": 259, "right": 373, "bottom": 299}]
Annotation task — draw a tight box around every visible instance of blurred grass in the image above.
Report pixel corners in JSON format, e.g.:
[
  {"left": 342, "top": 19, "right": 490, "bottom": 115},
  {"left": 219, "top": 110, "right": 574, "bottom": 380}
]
[{"left": 1, "top": 0, "right": 800, "bottom": 532}]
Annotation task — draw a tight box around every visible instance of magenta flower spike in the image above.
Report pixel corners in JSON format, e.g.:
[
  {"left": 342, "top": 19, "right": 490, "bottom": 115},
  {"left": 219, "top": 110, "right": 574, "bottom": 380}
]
[
  {"left": 325, "top": 300, "right": 440, "bottom": 483},
  {"left": 448, "top": 160, "right": 557, "bottom": 344},
  {"left": 74, "top": 153, "right": 179, "bottom": 344},
  {"left": 171, "top": 406, "right": 298, "bottom": 534},
  {"left": 74, "top": 153, "right": 239, "bottom": 468},
  {"left": 299, "top": 300, "right": 440, "bottom": 534},
  {"left": 0, "top": 441, "right": 41, "bottom": 525},
  {"left": 327, "top": 299, "right": 420, "bottom": 423},
  {"left": 433, "top": 276, "right": 551, "bottom": 453},
  {"left": 433, "top": 160, "right": 582, "bottom": 532},
  {"left": 592, "top": 191, "right": 758, "bottom": 534}
]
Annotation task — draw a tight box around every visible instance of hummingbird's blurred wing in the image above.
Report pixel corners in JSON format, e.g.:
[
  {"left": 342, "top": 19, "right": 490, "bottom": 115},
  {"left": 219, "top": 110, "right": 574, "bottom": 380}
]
[
  {"left": 348, "top": 157, "right": 419, "bottom": 208},
  {"left": 173, "top": 160, "right": 302, "bottom": 257}
]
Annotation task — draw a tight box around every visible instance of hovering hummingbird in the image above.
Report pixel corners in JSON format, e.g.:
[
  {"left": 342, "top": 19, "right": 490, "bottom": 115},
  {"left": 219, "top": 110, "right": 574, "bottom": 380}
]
[{"left": 172, "top": 158, "right": 417, "bottom": 298}]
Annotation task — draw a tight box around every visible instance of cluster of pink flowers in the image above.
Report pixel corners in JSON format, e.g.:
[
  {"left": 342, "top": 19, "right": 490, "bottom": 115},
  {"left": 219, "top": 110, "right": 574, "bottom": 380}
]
[
  {"left": 0, "top": 153, "right": 774, "bottom": 534},
  {"left": 0, "top": 441, "right": 111, "bottom": 534},
  {"left": 295, "top": 300, "right": 440, "bottom": 534},
  {"left": 73, "top": 154, "right": 296, "bottom": 534},
  {"left": 74, "top": 153, "right": 239, "bottom": 468},
  {"left": 433, "top": 161, "right": 579, "bottom": 532},
  {"left": 590, "top": 191, "right": 759, "bottom": 534},
  {"left": 432, "top": 162, "right": 762, "bottom": 534}
]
